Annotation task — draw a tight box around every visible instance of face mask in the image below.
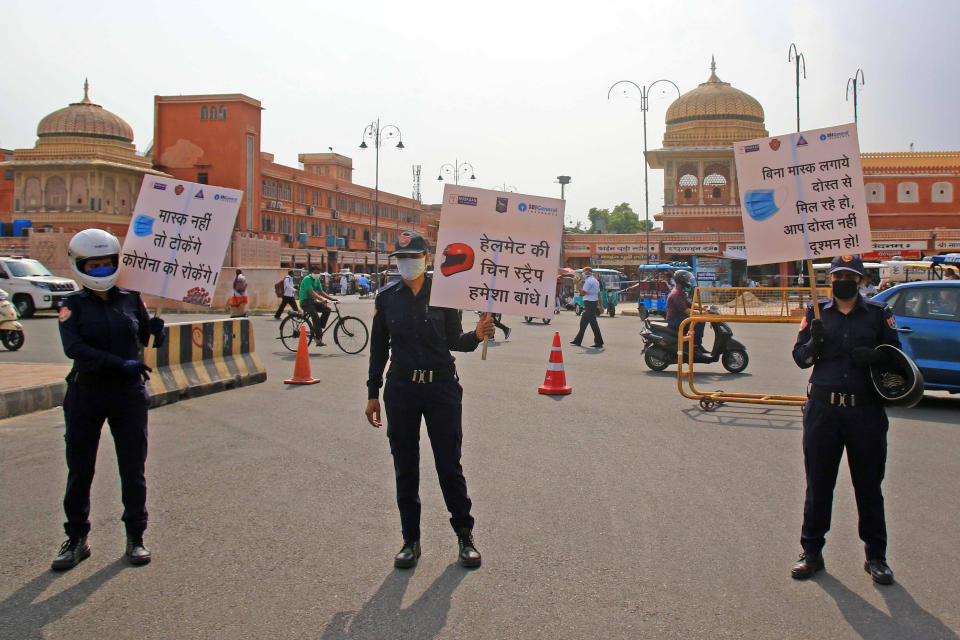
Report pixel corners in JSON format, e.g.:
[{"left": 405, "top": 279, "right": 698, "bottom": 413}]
[
  {"left": 397, "top": 257, "right": 426, "bottom": 281},
  {"left": 744, "top": 189, "right": 779, "bottom": 221},
  {"left": 832, "top": 278, "right": 859, "bottom": 300},
  {"left": 86, "top": 266, "right": 117, "bottom": 277}
]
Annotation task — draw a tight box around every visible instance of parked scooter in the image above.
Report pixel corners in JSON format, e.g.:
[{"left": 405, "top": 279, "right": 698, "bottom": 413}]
[
  {"left": 637, "top": 305, "right": 748, "bottom": 373},
  {"left": 0, "top": 288, "right": 25, "bottom": 351}
]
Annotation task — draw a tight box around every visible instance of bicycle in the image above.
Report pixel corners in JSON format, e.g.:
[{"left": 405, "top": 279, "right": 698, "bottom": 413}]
[{"left": 278, "top": 301, "right": 369, "bottom": 354}]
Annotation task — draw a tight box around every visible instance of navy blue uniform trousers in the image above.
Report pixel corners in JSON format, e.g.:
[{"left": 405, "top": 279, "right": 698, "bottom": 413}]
[
  {"left": 801, "top": 397, "right": 888, "bottom": 560},
  {"left": 62, "top": 382, "right": 149, "bottom": 538},
  {"left": 383, "top": 376, "right": 473, "bottom": 542}
]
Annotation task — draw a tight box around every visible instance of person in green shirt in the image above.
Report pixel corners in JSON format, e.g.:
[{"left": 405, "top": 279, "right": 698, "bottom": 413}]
[{"left": 299, "top": 265, "right": 338, "bottom": 346}]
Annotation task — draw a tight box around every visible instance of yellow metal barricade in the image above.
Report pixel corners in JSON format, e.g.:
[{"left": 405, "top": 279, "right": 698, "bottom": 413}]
[{"left": 676, "top": 287, "right": 830, "bottom": 411}]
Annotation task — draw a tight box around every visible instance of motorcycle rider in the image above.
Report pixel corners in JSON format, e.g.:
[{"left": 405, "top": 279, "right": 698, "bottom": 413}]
[{"left": 666, "top": 270, "right": 706, "bottom": 354}]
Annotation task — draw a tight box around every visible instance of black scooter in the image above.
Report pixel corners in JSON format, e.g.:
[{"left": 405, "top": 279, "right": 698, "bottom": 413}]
[{"left": 638, "top": 305, "right": 749, "bottom": 373}]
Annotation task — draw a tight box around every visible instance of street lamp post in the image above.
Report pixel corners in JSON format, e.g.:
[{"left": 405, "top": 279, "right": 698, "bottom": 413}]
[
  {"left": 607, "top": 78, "right": 681, "bottom": 264},
  {"left": 557, "top": 175, "right": 571, "bottom": 268},
  {"left": 359, "top": 118, "right": 404, "bottom": 279},
  {"left": 846, "top": 69, "right": 865, "bottom": 124},
  {"left": 788, "top": 43, "right": 807, "bottom": 132},
  {"left": 493, "top": 183, "right": 517, "bottom": 192},
  {"left": 437, "top": 159, "right": 476, "bottom": 185}
]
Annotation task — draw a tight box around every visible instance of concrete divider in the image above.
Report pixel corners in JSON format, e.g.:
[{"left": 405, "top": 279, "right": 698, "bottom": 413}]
[{"left": 142, "top": 318, "right": 266, "bottom": 407}]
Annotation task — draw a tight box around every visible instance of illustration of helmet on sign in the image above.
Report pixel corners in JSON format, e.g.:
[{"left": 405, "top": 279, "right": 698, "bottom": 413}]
[{"left": 440, "top": 243, "right": 475, "bottom": 276}]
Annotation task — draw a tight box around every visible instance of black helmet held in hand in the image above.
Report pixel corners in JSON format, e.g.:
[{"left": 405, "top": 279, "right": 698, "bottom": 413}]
[{"left": 869, "top": 344, "right": 924, "bottom": 408}]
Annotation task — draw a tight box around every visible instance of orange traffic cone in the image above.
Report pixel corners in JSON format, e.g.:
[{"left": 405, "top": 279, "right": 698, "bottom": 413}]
[
  {"left": 285, "top": 325, "right": 321, "bottom": 385},
  {"left": 538, "top": 332, "right": 572, "bottom": 395}
]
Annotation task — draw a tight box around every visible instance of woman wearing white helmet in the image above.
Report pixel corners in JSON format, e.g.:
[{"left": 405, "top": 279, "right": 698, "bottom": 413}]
[{"left": 52, "top": 228, "right": 166, "bottom": 571}]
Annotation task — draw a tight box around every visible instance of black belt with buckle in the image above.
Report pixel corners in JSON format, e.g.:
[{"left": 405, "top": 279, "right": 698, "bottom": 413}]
[
  {"left": 808, "top": 384, "right": 878, "bottom": 408},
  {"left": 388, "top": 364, "right": 457, "bottom": 384}
]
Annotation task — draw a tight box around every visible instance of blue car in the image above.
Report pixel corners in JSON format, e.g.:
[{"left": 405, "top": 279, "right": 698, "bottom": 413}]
[{"left": 873, "top": 280, "right": 960, "bottom": 393}]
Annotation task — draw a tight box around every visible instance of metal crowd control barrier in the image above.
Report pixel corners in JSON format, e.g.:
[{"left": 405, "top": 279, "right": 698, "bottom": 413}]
[{"left": 676, "top": 287, "right": 830, "bottom": 411}]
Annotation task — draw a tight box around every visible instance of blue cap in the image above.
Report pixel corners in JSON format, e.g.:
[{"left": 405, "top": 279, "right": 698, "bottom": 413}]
[
  {"left": 828, "top": 254, "right": 865, "bottom": 276},
  {"left": 390, "top": 230, "right": 430, "bottom": 256}
]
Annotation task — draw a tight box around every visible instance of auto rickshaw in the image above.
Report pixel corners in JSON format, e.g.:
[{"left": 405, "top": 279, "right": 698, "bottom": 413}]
[
  {"left": 573, "top": 268, "right": 624, "bottom": 317},
  {"left": 628, "top": 264, "right": 681, "bottom": 315}
]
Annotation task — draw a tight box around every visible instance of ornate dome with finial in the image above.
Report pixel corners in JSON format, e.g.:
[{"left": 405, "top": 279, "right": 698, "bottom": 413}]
[
  {"left": 37, "top": 80, "right": 135, "bottom": 143},
  {"left": 663, "top": 57, "right": 767, "bottom": 147}
]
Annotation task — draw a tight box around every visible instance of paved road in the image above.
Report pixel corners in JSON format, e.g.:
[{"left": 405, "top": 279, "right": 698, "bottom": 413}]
[{"left": 2, "top": 300, "right": 958, "bottom": 639}]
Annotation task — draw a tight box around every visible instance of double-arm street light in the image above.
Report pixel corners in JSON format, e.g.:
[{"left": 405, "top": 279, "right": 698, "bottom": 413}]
[
  {"left": 493, "top": 183, "right": 517, "bottom": 192},
  {"left": 788, "top": 43, "right": 807, "bottom": 132},
  {"left": 846, "top": 68, "right": 865, "bottom": 124},
  {"left": 437, "top": 159, "right": 476, "bottom": 185},
  {"left": 607, "top": 78, "right": 681, "bottom": 264},
  {"left": 359, "top": 118, "right": 404, "bottom": 277}
]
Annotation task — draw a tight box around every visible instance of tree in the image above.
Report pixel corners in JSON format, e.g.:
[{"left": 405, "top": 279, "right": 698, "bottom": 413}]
[
  {"left": 638, "top": 219, "right": 656, "bottom": 232},
  {"left": 587, "top": 207, "right": 609, "bottom": 233},
  {"left": 607, "top": 202, "right": 642, "bottom": 234}
]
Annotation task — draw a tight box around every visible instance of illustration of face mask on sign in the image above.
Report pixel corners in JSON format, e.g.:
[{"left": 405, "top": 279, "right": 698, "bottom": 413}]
[
  {"left": 133, "top": 215, "right": 155, "bottom": 237},
  {"left": 743, "top": 189, "right": 780, "bottom": 221}
]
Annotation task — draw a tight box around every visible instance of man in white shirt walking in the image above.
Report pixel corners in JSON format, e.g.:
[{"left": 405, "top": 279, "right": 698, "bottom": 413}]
[
  {"left": 570, "top": 267, "right": 604, "bottom": 349},
  {"left": 274, "top": 270, "right": 300, "bottom": 319}
]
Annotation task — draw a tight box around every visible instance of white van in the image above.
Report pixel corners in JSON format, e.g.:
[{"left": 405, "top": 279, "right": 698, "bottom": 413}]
[{"left": 0, "top": 256, "right": 79, "bottom": 317}]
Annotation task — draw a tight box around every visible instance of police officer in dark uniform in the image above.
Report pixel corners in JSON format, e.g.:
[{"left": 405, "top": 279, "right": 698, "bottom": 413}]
[
  {"left": 364, "top": 230, "right": 495, "bottom": 569},
  {"left": 791, "top": 255, "right": 901, "bottom": 584},
  {"left": 51, "top": 229, "right": 165, "bottom": 570}
]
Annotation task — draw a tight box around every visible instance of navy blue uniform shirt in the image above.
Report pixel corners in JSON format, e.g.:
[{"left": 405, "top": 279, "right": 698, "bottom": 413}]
[
  {"left": 792, "top": 295, "right": 901, "bottom": 394},
  {"left": 59, "top": 287, "right": 151, "bottom": 379},
  {"left": 367, "top": 276, "right": 481, "bottom": 399}
]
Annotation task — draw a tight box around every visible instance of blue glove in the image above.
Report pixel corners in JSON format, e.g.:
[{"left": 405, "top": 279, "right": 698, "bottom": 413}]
[
  {"left": 121, "top": 360, "right": 153, "bottom": 380},
  {"left": 148, "top": 317, "right": 165, "bottom": 348}
]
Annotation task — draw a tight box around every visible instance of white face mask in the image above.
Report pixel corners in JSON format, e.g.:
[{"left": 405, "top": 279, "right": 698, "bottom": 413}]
[{"left": 397, "top": 256, "right": 426, "bottom": 281}]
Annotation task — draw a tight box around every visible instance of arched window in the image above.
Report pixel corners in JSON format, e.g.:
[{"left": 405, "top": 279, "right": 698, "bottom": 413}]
[
  {"left": 932, "top": 181, "right": 953, "bottom": 203},
  {"left": 44, "top": 176, "right": 67, "bottom": 211},
  {"left": 897, "top": 182, "right": 918, "bottom": 203},
  {"left": 201, "top": 106, "right": 208, "bottom": 120},
  {"left": 219, "top": 105, "right": 227, "bottom": 120},
  {"left": 865, "top": 182, "right": 884, "bottom": 203}
]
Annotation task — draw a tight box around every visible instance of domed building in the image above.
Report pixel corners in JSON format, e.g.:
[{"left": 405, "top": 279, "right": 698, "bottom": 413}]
[
  {"left": 1, "top": 81, "right": 168, "bottom": 237},
  {"left": 647, "top": 58, "right": 767, "bottom": 234}
]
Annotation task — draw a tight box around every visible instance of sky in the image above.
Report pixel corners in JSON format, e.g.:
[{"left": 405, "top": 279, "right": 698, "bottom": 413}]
[{"left": 2, "top": 0, "right": 959, "bottom": 229}]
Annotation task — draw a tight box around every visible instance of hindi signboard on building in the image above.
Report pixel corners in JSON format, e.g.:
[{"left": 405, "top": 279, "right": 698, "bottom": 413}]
[
  {"left": 116, "top": 177, "right": 243, "bottom": 306},
  {"left": 429, "top": 184, "right": 563, "bottom": 316},
  {"left": 733, "top": 123, "right": 872, "bottom": 265}
]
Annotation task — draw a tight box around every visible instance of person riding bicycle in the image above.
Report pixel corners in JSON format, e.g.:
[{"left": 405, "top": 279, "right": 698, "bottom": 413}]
[{"left": 299, "top": 265, "right": 338, "bottom": 347}]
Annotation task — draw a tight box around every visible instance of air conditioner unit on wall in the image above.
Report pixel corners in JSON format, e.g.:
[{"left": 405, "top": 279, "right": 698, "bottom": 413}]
[
  {"left": 331, "top": 210, "right": 339, "bottom": 219},
  {"left": 306, "top": 206, "right": 314, "bottom": 215}
]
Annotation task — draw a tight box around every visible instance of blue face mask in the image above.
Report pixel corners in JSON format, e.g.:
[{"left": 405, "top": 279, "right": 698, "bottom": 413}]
[
  {"left": 86, "top": 266, "right": 117, "bottom": 277},
  {"left": 133, "top": 215, "right": 155, "bottom": 237},
  {"left": 744, "top": 189, "right": 779, "bottom": 221}
]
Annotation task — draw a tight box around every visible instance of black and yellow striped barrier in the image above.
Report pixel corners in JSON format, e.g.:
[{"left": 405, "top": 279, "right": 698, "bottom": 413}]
[{"left": 141, "top": 318, "right": 266, "bottom": 407}]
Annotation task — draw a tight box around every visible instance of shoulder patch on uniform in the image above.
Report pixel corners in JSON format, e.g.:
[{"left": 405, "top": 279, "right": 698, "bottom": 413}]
[
  {"left": 58, "top": 306, "right": 71, "bottom": 323},
  {"left": 887, "top": 315, "right": 897, "bottom": 330}
]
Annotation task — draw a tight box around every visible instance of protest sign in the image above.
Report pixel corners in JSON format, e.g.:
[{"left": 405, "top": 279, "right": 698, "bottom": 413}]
[
  {"left": 116, "top": 177, "right": 243, "bottom": 306},
  {"left": 429, "top": 184, "right": 563, "bottom": 316},
  {"left": 733, "top": 123, "right": 872, "bottom": 265}
]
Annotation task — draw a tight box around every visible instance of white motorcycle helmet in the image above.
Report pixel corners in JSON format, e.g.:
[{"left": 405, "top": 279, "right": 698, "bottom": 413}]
[{"left": 68, "top": 229, "right": 121, "bottom": 291}]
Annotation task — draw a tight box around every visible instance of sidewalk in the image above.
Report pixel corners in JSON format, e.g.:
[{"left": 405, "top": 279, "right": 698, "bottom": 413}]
[{"left": 0, "top": 363, "right": 71, "bottom": 420}]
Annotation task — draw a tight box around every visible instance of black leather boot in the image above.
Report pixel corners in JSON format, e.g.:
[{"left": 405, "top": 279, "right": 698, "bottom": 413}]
[
  {"left": 394, "top": 540, "right": 421, "bottom": 569},
  {"left": 51, "top": 536, "right": 91, "bottom": 571},
  {"left": 457, "top": 528, "right": 481, "bottom": 568},
  {"left": 791, "top": 551, "right": 824, "bottom": 580},
  {"left": 125, "top": 534, "right": 152, "bottom": 565},
  {"left": 864, "top": 559, "right": 894, "bottom": 585}
]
